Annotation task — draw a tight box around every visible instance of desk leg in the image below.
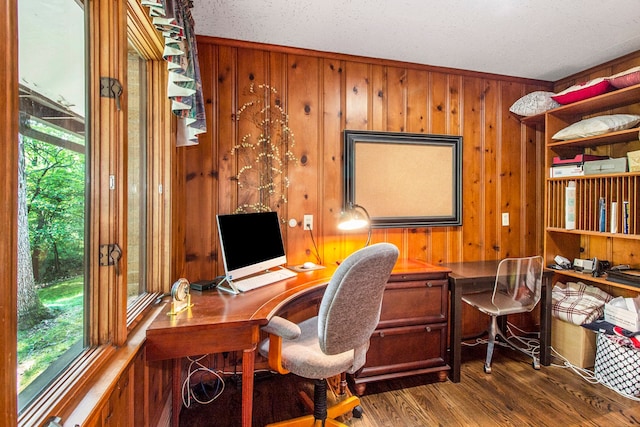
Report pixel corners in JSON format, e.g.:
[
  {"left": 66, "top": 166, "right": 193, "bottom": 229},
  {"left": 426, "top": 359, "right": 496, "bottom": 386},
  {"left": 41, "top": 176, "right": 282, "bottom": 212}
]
[
  {"left": 540, "top": 277, "right": 551, "bottom": 366},
  {"left": 172, "top": 358, "right": 181, "bottom": 427},
  {"left": 449, "top": 280, "right": 461, "bottom": 383},
  {"left": 241, "top": 347, "right": 255, "bottom": 427}
]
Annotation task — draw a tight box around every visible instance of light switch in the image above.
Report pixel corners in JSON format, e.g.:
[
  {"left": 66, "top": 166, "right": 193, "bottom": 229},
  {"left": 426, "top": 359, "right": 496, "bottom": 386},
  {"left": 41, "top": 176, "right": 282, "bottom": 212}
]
[{"left": 502, "top": 212, "right": 509, "bottom": 226}]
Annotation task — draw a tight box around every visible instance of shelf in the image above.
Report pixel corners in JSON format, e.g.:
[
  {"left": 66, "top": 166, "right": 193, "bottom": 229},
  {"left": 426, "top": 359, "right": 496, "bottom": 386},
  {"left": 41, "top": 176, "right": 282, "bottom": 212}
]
[
  {"left": 541, "top": 80, "right": 640, "bottom": 295},
  {"left": 546, "top": 175, "right": 639, "bottom": 234},
  {"left": 520, "top": 113, "right": 545, "bottom": 125},
  {"left": 549, "top": 269, "right": 640, "bottom": 293},
  {"left": 546, "top": 227, "right": 640, "bottom": 240},
  {"left": 521, "top": 83, "right": 640, "bottom": 125},
  {"left": 548, "top": 84, "right": 640, "bottom": 118},
  {"left": 548, "top": 171, "right": 640, "bottom": 181},
  {"left": 548, "top": 128, "right": 640, "bottom": 151}
]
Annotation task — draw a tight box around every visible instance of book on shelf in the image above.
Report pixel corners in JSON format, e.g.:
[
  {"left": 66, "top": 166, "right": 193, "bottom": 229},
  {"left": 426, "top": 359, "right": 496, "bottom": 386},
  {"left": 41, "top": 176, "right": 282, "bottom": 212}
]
[
  {"left": 552, "top": 154, "right": 610, "bottom": 166},
  {"left": 623, "top": 201, "right": 630, "bottom": 234},
  {"left": 550, "top": 164, "right": 584, "bottom": 177},
  {"left": 598, "top": 197, "right": 606, "bottom": 232},
  {"left": 565, "top": 181, "right": 576, "bottom": 230},
  {"left": 611, "top": 201, "right": 618, "bottom": 234}
]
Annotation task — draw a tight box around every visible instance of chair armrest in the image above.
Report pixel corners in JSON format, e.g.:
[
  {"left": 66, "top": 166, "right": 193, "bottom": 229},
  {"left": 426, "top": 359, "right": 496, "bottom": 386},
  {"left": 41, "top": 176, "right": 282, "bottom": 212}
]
[
  {"left": 261, "top": 316, "right": 300, "bottom": 375},
  {"left": 261, "top": 316, "right": 301, "bottom": 339}
]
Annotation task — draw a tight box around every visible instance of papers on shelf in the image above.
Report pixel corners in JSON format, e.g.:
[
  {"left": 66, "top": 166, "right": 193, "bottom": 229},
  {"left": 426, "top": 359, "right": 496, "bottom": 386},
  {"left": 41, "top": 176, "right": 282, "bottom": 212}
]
[{"left": 551, "top": 164, "right": 584, "bottom": 177}]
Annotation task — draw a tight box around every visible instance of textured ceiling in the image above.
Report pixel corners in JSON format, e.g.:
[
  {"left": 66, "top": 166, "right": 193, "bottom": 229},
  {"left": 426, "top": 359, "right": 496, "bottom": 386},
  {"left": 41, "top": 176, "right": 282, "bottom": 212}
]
[{"left": 192, "top": 0, "right": 640, "bottom": 81}]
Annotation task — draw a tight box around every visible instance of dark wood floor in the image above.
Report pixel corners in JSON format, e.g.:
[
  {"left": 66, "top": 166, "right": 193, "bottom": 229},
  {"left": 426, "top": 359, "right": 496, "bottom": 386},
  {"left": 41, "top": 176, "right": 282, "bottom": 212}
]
[{"left": 179, "top": 345, "right": 640, "bottom": 426}]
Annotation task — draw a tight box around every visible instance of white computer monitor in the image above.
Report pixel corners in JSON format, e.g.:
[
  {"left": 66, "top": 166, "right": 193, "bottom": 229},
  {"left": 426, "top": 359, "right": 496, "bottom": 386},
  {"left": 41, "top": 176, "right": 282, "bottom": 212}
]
[{"left": 216, "top": 211, "right": 287, "bottom": 281}]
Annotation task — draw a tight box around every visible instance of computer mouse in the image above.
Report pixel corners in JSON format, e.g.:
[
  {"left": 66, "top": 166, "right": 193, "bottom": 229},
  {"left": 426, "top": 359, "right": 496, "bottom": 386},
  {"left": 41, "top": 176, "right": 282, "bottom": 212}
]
[{"left": 302, "top": 261, "right": 316, "bottom": 269}]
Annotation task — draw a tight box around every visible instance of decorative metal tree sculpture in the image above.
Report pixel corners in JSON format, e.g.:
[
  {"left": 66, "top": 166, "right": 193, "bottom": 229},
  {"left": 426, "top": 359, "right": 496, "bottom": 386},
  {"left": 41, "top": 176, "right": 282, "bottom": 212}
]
[{"left": 232, "top": 83, "right": 297, "bottom": 213}]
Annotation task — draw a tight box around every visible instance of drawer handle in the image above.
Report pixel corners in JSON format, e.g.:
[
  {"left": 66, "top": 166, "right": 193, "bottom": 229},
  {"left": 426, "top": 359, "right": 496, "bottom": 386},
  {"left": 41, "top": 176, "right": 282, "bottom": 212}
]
[
  {"left": 379, "top": 331, "right": 385, "bottom": 338},
  {"left": 426, "top": 281, "right": 433, "bottom": 287},
  {"left": 425, "top": 326, "right": 431, "bottom": 332}
]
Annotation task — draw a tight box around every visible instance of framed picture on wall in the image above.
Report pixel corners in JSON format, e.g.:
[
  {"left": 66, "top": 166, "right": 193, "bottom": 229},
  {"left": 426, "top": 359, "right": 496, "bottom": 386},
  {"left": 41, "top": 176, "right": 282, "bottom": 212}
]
[{"left": 343, "top": 130, "right": 463, "bottom": 228}]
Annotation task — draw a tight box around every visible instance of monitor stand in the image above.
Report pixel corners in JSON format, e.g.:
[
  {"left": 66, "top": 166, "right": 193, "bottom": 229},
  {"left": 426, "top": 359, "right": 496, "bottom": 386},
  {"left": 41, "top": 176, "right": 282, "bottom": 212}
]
[{"left": 216, "top": 276, "right": 239, "bottom": 294}]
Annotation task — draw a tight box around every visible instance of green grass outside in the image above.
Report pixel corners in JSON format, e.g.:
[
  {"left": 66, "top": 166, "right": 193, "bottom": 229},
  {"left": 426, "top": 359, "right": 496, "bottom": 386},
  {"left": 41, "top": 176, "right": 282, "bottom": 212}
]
[{"left": 17, "top": 277, "right": 84, "bottom": 391}]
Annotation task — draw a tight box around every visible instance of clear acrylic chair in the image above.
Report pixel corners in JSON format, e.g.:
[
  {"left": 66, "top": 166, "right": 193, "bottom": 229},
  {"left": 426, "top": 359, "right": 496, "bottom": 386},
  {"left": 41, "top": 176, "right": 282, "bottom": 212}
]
[{"left": 461, "top": 256, "right": 544, "bottom": 373}]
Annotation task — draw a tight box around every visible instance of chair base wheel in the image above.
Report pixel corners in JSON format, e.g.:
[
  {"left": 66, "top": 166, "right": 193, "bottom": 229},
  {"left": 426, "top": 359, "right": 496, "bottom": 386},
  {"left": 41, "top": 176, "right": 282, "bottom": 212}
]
[{"left": 352, "top": 405, "right": 363, "bottom": 418}]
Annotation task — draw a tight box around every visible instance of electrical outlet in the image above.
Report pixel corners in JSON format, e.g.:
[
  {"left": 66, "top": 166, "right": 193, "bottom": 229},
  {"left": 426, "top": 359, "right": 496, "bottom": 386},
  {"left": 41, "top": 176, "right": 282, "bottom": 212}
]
[
  {"left": 303, "top": 214, "right": 313, "bottom": 230},
  {"left": 502, "top": 212, "right": 509, "bottom": 226}
]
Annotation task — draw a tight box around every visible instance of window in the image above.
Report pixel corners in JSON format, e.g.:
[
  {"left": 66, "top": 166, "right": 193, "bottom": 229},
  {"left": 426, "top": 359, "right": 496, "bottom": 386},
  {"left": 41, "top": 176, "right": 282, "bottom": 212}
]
[
  {"left": 17, "top": 0, "right": 87, "bottom": 410},
  {"left": 127, "top": 42, "right": 148, "bottom": 307}
]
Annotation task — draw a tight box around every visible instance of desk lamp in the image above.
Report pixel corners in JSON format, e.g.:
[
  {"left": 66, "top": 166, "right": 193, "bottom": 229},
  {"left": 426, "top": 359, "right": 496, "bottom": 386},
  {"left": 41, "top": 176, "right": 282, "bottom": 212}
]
[{"left": 338, "top": 203, "right": 372, "bottom": 247}]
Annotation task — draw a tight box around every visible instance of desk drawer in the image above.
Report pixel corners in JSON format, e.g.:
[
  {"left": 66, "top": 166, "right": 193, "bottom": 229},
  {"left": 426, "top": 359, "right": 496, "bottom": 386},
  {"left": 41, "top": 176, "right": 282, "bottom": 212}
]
[
  {"left": 378, "top": 279, "right": 448, "bottom": 328},
  {"left": 359, "top": 323, "right": 448, "bottom": 378}
]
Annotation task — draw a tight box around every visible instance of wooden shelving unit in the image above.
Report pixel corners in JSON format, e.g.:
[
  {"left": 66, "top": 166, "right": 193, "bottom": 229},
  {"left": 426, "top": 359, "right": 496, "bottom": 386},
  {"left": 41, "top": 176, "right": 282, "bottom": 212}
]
[{"left": 531, "top": 83, "right": 640, "bottom": 295}]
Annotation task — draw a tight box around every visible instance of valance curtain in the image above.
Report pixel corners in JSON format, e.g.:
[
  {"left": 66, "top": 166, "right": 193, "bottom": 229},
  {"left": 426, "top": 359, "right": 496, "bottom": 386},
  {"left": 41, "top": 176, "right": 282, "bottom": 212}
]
[{"left": 142, "top": 0, "right": 206, "bottom": 146}]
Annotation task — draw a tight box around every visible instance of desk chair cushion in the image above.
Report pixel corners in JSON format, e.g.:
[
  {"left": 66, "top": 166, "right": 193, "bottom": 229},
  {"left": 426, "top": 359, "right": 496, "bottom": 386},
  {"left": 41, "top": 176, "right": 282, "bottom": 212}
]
[{"left": 258, "top": 315, "right": 357, "bottom": 379}]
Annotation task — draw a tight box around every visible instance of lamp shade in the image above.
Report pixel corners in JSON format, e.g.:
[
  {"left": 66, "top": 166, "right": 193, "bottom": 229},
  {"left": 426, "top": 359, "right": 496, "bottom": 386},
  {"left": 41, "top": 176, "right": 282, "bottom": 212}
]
[
  {"left": 338, "top": 212, "right": 368, "bottom": 231},
  {"left": 337, "top": 204, "right": 372, "bottom": 246}
]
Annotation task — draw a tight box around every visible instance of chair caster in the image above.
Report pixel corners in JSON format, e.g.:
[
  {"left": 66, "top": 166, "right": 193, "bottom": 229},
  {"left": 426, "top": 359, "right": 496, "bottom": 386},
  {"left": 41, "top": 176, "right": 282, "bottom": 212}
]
[
  {"left": 352, "top": 405, "right": 364, "bottom": 418},
  {"left": 483, "top": 365, "right": 492, "bottom": 374}
]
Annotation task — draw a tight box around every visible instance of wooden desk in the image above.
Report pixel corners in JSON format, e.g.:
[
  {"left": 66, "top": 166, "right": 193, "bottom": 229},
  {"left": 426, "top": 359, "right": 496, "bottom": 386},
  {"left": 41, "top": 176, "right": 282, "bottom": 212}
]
[
  {"left": 441, "top": 260, "right": 554, "bottom": 383},
  {"left": 145, "top": 267, "right": 334, "bottom": 427},
  {"left": 145, "top": 260, "right": 445, "bottom": 427}
]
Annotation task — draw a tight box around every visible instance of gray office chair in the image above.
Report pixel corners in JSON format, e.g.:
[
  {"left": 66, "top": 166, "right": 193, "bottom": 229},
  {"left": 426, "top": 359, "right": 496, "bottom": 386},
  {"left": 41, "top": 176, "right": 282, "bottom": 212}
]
[
  {"left": 461, "top": 256, "right": 544, "bottom": 373},
  {"left": 258, "top": 242, "right": 399, "bottom": 427}
]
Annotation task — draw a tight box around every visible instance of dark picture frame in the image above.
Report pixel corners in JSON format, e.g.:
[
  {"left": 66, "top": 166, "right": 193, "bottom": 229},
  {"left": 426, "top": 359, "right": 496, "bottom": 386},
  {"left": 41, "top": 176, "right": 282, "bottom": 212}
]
[{"left": 343, "top": 130, "right": 463, "bottom": 228}]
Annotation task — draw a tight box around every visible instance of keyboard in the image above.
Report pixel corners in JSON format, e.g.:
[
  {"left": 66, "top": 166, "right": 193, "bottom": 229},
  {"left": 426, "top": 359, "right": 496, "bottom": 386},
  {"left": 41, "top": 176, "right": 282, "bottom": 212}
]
[{"left": 233, "top": 268, "right": 297, "bottom": 292}]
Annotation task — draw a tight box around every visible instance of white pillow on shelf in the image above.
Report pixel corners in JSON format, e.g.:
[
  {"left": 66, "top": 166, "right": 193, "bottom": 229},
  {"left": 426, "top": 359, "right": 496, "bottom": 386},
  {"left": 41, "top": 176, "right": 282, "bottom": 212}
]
[
  {"left": 552, "top": 114, "right": 640, "bottom": 141},
  {"left": 509, "top": 91, "right": 560, "bottom": 116}
]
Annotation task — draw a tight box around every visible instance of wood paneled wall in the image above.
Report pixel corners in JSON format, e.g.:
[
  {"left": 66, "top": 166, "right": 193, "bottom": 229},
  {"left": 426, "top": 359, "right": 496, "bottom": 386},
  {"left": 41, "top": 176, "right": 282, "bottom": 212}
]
[{"left": 180, "top": 36, "right": 553, "bottom": 282}]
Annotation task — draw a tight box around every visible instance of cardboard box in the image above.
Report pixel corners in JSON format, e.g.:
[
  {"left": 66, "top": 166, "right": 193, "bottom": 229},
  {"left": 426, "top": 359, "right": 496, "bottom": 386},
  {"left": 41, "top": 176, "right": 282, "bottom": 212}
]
[
  {"left": 628, "top": 149, "right": 640, "bottom": 172},
  {"left": 551, "top": 317, "right": 597, "bottom": 368},
  {"left": 584, "top": 157, "right": 628, "bottom": 175},
  {"left": 604, "top": 301, "right": 640, "bottom": 332}
]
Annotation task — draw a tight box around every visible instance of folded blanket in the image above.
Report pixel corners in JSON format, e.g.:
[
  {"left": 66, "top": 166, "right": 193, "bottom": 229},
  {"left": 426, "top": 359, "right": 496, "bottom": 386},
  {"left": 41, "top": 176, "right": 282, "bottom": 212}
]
[{"left": 552, "top": 281, "right": 612, "bottom": 325}]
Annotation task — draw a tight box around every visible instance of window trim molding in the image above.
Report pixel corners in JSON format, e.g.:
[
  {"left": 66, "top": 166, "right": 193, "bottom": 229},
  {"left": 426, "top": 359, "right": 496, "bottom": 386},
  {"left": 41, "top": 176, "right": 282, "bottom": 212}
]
[
  {"left": 125, "top": 0, "right": 174, "bottom": 319},
  {"left": 17, "top": 345, "right": 115, "bottom": 425},
  {"left": 127, "top": 0, "right": 164, "bottom": 59},
  {"left": 1, "top": 0, "right": 19, "bottom": 424},
  {"left": 86, "top": 0, "right": 128, "bottom": 348}
]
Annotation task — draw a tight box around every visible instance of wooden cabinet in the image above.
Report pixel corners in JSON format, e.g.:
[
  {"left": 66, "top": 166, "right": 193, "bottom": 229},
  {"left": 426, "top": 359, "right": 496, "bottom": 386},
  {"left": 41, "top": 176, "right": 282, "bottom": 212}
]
[
  {"left": 524, "top": 83, "right": 640, "bottom": 294},
  {"left": 350, "top": 270, "right": 450, "bottom": 395}
]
